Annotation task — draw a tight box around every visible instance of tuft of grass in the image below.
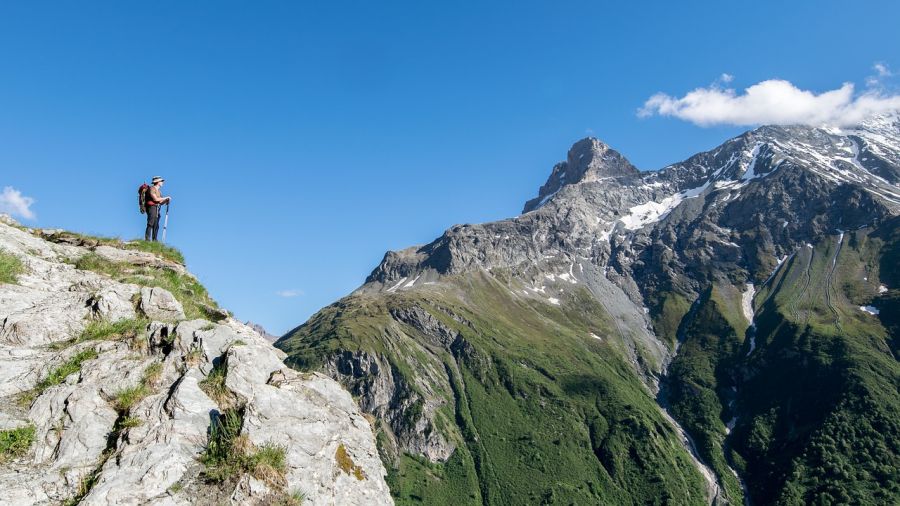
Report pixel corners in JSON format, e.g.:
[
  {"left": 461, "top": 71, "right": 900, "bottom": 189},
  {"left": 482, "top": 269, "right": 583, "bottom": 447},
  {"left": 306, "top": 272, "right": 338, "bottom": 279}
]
[
  {"left": 200, "top": 409, "right": 290, "bottom": 488},
  {"left": 0, "top": 425, "right": 35, "bottom": 463},
  {"left": 115, "top": 416, "right": 143, "bottom": 430},
  {"left": 123, "top": 240, "right": 185, "bottom": 265},
  {"left": 73, "top": 252, "right": 121, "bottom": 277},
  {"left": 271, "top": 489, "right": 307, "bottom": 505},
  {"left": 60, "top": 453, "right": 108, "bottom": 506},
  {"left": 200, "top": 409, "right": 245, "bottom": 483},
  {"left": 185, "top": 347, "right": 203, "bottom": 366},
  {"left": 143, "top": 361, "right": 163, "bottom": 386},
  {"left": 0, "top": 249, "right": 25, "bottom": 284},
  {"left": 19, "top": 349, "right": 99, "bottom": 405},
  {"left": 249, "top": 443, "right": 288, "bottom": 486},
  {"left": 111, "top": 360, "right": 163, "bottom": 414},
  {"left": 199, "top": 361, "right": 234, "bottom": 407},
  {"left": 113, "top": 384, "right": 150, "bottom": 413},
  {"left": 77, "top": 318, "right": 148, "bottom": 344},
  {"left": 335, "top": 443, "right": 366, "bottom": 481},
  {"left": 287, "top": 490, "right": 308, "bottom": 505}
]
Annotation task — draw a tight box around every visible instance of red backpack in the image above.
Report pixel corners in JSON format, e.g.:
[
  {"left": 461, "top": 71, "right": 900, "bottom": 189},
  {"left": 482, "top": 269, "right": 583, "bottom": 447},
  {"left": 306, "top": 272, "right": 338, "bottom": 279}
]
[{"left": 138, "top": 183, "right": 150, "bottom": 214}]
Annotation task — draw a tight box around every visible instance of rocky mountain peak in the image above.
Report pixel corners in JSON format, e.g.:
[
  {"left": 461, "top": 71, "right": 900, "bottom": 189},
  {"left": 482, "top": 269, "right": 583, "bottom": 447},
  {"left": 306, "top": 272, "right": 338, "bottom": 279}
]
[{"left": 522, "top": 136, "right": 640, "bottom": 213}]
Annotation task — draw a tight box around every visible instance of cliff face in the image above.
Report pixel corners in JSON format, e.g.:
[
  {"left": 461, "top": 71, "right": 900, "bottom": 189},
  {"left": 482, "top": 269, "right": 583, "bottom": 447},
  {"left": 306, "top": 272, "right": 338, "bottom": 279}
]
[{"left": 0, "top": 217, "right": 393, "bottom": 506}]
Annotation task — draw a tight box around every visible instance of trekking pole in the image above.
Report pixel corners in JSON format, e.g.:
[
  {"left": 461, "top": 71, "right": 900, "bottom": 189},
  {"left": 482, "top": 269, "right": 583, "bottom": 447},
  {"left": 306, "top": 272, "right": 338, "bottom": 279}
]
[{"left": 162, "top": 203, "right": 170, "bottom": 243}]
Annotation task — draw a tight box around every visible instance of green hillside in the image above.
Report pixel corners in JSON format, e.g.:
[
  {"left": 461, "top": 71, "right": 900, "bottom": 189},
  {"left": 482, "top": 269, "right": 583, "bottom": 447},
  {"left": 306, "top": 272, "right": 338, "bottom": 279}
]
[{"left": 279, "top": 273, "right": 708, "bottom": 505}]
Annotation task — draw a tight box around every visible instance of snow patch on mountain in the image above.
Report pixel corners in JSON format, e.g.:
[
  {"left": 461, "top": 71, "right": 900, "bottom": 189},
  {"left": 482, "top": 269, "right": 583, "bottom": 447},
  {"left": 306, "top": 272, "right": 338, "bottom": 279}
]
[{"left": 621, "top": 180, "right": 710, "bottom": 230}]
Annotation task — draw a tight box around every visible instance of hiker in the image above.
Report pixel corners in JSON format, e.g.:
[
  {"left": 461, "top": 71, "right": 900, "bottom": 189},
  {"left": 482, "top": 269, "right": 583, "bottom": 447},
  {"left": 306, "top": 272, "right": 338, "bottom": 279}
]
[{"left": 144, "top": 176, "right": 171, "bottom": 241}]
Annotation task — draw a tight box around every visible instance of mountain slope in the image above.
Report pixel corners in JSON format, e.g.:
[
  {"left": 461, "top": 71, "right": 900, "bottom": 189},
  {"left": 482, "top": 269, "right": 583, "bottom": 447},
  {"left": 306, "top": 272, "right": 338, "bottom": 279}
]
[{"left": 278, "top": 114, "right": 900, "bottom": 505}]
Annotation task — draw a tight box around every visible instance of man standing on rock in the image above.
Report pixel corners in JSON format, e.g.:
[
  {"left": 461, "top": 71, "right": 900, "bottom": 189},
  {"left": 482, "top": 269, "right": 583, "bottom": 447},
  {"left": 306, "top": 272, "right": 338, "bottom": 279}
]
[{"left": 145, "top": 176, "right": 171, "bottom": 242}]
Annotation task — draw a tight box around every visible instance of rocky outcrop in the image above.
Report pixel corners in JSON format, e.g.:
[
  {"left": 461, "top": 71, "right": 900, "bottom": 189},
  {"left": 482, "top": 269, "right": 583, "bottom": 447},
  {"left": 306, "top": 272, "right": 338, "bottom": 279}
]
[
  {"left": 0, "top": 219, "right": 393, "bottom": 506},
  {"left": 140, "top": 286, "right": 186, "bottom": 322},
  {"left": 322, "top": 348, "right": 455, "bottom": 463}
]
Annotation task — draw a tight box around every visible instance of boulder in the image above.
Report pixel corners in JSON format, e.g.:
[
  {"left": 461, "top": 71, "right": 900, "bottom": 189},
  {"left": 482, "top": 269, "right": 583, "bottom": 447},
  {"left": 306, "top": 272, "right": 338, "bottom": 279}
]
[{"left": 140, "top": 287, "right": 186, "bottom": 322}]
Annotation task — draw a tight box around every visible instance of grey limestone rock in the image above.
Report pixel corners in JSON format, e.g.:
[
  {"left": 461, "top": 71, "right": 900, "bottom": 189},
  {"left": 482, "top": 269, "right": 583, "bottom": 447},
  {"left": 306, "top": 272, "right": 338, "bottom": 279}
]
[
  {"left": 140, "top": 286, "right": 186, "bottom": 322},
  {"left": 0, "top": 220, "right": 393, "bottom": 506}
]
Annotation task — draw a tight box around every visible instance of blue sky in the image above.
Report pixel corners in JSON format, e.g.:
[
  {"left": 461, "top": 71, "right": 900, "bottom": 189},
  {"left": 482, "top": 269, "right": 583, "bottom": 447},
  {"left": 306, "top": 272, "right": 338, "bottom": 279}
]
[{"left": 2, "top": 1, "right": 899, "bottom": 334}]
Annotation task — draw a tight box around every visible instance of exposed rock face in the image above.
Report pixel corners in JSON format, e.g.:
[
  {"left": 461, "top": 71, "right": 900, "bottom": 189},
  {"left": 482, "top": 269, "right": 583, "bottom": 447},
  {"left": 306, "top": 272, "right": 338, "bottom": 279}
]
[
  {"left": 0, "top": 220, "right": 393, "bottom": 506},
  {"left": 140, "top": 286, "right": 187, "bottom": 322},
  {"left": 322, "top": 348, "right": 455, "bottom": 464}
]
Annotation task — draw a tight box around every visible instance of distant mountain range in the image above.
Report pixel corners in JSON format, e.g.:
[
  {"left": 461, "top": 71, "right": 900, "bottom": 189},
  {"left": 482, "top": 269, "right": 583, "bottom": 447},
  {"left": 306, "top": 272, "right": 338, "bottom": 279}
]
[
  {"left": 278, "top": 114, "right": 900, "bottom": 505},
  {"left": 245, "top": 321, "right": 279, "bottom": 343}
]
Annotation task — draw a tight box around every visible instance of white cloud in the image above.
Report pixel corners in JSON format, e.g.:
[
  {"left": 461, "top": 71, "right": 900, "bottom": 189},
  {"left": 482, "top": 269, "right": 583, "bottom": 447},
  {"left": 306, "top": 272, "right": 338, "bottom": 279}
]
[
  {"left": 719, "top": 73, "right": 734, "bottom": 84},
  {"left": 874, "top": 63, "right": 892, "bottom": 78},
  {"left": 0, "top": 186, "right": 36, "bottom": 220},
  {"left": 867, "top": 63, "right": 894, "bottom": 88},
  {"left": 638, "top": 76, "right": 900, "bottom": 127},
  {"left": 276, "top": 289, "right": 303, "bottom": 298}
]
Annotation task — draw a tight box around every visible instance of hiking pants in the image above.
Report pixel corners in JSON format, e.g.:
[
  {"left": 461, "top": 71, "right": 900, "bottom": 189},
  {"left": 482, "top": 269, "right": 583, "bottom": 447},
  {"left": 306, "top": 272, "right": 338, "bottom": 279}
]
[{"left": 145, "top": 205, "right": 160, "bottom": 241}]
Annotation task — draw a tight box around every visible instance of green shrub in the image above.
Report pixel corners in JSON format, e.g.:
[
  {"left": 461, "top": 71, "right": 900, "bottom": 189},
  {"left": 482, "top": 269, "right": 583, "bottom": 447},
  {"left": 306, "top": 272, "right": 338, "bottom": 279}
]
[
  {"left": 0, "top": 425, "right": 35, "bottom": 462},
  {"left": 0, "top": 249, "right": 25, "bottom": 284}
]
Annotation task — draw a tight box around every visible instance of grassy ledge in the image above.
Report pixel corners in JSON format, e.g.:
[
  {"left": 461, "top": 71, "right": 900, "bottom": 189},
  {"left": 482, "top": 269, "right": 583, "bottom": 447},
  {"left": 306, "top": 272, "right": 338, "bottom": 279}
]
[
  {"left": 50, "top": 318, "right": 149, "bottom": 351},
  {"left": 122, "top": 240, "right": 185, "bottom": 265},
  {"left": 40, "top": 230, "right": 185, "bottom": 265},
  {"left": 19, "top": 349, "right": 99, "bottom": 406},
  {"left": 72, "top": 253, "right": 225, "bottom": 321}
]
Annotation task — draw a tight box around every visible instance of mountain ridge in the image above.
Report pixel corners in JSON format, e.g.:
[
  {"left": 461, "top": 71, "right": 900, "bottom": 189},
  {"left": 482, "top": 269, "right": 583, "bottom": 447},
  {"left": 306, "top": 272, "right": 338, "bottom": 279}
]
[{"left": 278, "top": 114, "right": 900, "bottom": 505}]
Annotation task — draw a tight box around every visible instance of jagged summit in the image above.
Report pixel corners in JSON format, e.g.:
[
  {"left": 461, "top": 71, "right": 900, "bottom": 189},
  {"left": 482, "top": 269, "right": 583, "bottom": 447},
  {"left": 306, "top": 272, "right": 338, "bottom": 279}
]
[
  {"left": 522, "top": 137, "right": 640, "bottom": 213},
  {"left": 364, "top": 116, "right": 900, "bottom": 294}
]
